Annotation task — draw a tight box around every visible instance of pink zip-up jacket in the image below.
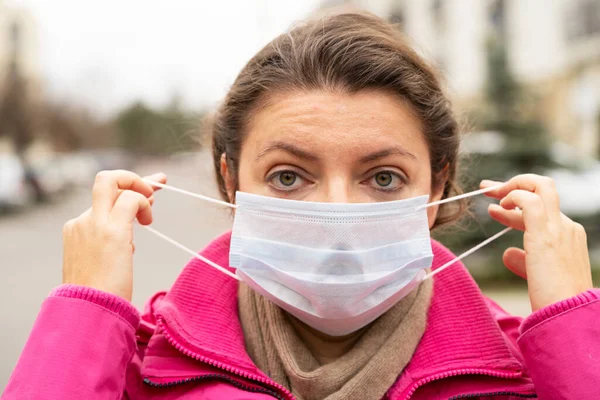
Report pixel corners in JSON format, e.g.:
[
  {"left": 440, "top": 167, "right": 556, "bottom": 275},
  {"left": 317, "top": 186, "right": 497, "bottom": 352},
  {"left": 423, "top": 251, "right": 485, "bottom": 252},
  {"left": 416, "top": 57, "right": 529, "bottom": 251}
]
[{"left": 3, "top": 232, "right": 600, "bottom": 399}]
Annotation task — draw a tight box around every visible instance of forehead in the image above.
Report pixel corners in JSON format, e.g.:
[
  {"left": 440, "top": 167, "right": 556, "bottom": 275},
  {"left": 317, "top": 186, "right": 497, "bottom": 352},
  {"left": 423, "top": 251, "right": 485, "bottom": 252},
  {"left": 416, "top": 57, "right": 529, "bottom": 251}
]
[{"left": 244, "top": 90, "right": 429, "bottom": 162}]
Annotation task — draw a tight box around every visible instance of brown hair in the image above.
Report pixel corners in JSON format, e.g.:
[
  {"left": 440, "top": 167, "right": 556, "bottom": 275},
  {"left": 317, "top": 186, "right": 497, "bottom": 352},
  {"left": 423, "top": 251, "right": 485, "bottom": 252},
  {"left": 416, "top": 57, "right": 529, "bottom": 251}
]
[{"left": 211, "top": 11, "right": 465, "bottom": 228}]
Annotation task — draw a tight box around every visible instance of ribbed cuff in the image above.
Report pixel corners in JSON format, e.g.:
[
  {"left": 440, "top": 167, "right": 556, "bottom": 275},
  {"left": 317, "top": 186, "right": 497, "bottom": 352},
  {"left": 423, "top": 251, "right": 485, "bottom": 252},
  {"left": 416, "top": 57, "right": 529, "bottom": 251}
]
[
  {"left": 520, "top": 289, "right": 600, "bottom": 334},
  {"left": 50, "top": 284, "right": 140, "bottom": 329}
]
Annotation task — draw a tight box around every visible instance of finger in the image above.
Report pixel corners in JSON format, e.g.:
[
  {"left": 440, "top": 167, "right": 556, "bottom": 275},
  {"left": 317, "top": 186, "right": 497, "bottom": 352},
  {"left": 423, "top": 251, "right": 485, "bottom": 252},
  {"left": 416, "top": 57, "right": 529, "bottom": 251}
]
[
  {"left": 109, "top": 190, "right": 152, "bottom": 225},
  {"left": 503, "top": 247, "right": 527, "bottom": 279},
  {"left": 488, "top": 204, "right": 525, "bottom": 231},
  {"left": 480, "top": 179, "right": 504, "bottom": 194},
  {"left": 500, "top": 190, "right": 548, "bottom": 234},
  {"left": 143, "top": 172, "right": 167, "bottom": 190},
  {"left": 114, "top": 192, "right": 157, "bottom": 220},
  {"left": 92, "top": 170, "right": 155, "bottom": 218},
  {"left": 481, "top": 174, "right": 560, "bottom": 217}
]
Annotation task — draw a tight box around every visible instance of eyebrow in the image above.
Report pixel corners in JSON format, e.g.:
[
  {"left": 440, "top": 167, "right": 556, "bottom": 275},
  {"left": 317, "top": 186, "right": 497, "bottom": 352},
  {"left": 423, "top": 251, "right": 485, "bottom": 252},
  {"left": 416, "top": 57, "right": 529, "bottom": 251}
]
[
  {"left": 255, "top": 141, "right": 417, "bottom": 163},
  {"left": 359, "top": 147, "right": 417, "bottom": 163},
  {"left": 255, "top": 141, "right": 320, "bottom": 162}
]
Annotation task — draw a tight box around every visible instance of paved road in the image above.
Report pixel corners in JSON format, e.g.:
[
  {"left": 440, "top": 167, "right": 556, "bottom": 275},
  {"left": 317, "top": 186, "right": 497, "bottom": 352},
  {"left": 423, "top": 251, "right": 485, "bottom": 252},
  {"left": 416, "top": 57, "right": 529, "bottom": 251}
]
[{"left": 0, "top": 153, "right": 530, "bottom": 391}]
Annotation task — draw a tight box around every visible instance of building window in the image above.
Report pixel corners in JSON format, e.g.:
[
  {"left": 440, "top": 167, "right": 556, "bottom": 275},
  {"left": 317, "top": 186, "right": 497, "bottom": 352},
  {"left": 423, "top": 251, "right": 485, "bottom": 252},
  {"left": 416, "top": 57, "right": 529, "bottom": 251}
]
[{"left": 566, "top": 0, "right": 600, "bottom": 41}]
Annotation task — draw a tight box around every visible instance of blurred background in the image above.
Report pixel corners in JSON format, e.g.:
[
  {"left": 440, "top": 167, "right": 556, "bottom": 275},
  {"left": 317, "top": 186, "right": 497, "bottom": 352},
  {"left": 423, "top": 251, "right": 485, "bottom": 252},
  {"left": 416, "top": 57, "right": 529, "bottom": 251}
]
[{"left": 1, "top": 0, "right": 599, "bottom": 391}]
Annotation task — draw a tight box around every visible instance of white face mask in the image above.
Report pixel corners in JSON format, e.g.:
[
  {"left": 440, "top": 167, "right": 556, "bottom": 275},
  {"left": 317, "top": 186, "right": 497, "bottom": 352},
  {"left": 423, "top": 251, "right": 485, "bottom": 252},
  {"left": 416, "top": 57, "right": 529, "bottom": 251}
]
[{"left": 143, "top": 181, "right": 511, "bottom": 336}]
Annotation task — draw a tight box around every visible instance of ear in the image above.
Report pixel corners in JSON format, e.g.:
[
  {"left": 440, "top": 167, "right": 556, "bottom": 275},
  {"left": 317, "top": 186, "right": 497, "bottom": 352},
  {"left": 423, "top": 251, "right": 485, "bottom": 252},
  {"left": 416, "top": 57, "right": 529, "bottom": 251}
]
[
  {"left": 220, "top": 153, "right": 236, "bottom": 203},
  {"left": 427, "top": 179, "right": 446, "bottom": 229}
]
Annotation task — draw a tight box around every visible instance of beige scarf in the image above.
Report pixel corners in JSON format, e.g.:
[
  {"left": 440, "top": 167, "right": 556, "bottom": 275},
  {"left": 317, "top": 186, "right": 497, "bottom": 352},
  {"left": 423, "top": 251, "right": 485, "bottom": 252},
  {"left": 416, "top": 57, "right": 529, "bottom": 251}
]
[{"left": 238, "top": 278, "right": 433, "bottom": 400}]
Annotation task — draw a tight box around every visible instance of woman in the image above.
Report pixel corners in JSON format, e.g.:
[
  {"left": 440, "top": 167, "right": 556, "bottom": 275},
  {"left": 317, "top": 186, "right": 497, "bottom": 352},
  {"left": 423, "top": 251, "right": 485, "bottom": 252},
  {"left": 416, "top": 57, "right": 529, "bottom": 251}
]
[{"left": 4, "top": 12, "right": 598, "bottom": 400}]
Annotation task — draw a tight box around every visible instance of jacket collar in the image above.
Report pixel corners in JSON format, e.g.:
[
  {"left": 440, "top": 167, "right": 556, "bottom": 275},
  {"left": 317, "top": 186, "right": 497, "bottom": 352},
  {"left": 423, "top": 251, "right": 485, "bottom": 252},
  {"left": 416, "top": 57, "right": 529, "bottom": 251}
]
[{"left": 146, "top": 231, "right": 526, "bottom": 393}]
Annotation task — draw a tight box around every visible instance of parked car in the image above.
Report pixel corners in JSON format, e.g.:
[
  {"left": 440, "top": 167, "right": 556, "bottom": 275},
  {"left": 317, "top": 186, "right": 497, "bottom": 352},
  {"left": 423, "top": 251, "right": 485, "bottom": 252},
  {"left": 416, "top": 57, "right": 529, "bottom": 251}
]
[
  {"left": 0, "top": 153, "right": 35, "bottom": 210},
  {"left": 30, "top": 156, "right": 70, "bottom": 197},
  {"left": 88, "top": 149, "right": 135, "bottom": 171},
  {"left": 544, "top": 142, "right": 600, "bottom": 217},
  {"left": 58, "top": 152, "right": 102, "bottom": 187}
]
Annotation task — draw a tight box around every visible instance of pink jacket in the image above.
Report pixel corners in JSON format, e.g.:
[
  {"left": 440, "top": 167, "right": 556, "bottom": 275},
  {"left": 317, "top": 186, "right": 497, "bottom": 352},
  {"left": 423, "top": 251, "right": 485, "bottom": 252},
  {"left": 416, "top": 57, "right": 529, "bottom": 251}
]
[{"left": 3, "top": 232, "right": 600, "bottom": 399}]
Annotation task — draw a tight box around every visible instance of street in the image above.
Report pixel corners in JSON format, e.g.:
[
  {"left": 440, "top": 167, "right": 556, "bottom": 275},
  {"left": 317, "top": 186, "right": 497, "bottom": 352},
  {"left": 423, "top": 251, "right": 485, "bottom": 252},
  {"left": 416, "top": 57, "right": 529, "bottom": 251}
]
[{"left": 0, "top": 153, "right": 530, "bottom": 391}]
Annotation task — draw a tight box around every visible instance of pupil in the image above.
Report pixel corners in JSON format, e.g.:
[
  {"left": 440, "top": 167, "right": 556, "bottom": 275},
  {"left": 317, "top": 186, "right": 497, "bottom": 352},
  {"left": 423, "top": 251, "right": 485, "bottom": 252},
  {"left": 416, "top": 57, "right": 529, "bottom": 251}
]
[
  {"left": 279, "top": 172, "right": 296, "bottom": 186},
  {"left": 376, "top": 173, "right": 392, "bottom": 186}
]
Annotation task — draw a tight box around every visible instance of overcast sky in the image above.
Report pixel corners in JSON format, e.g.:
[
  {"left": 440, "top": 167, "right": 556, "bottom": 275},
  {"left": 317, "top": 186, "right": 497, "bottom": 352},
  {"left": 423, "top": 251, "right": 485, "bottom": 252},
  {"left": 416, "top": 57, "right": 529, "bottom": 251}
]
[{"left": 8, "top": 0, "right": 322, "bottom": 117}]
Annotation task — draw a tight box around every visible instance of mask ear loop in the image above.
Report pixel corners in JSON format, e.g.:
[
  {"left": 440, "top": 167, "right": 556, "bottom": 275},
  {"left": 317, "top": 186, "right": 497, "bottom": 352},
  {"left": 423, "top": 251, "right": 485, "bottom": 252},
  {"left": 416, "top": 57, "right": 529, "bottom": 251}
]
[
  {"left": 415, "top": 185, "right": 503, "bottom": 210},
  {"left": 141, "top": 179, "right": 240, "bottom": 280},
  {"left": 142, "top": 225, "right": 240, "bottom": 280},
  {"left": 422, "top": 226, "right": 512, "bottom": 281},
  {"left": 415, "top": 183, "right": 514, "bottom": 280},
  {"left": 143, "top": 180, "right": 238, "bottom": 209}
]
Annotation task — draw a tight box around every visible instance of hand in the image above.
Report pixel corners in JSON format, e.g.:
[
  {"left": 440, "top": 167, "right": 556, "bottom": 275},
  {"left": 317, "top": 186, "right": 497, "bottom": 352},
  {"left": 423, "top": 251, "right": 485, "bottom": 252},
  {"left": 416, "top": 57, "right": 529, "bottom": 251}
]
[
  {"left": 62, "top": 170, "right": 167, "bottom": 301},
  {"left": 481, "top": 174, "right": 593, "bottom": 311}
]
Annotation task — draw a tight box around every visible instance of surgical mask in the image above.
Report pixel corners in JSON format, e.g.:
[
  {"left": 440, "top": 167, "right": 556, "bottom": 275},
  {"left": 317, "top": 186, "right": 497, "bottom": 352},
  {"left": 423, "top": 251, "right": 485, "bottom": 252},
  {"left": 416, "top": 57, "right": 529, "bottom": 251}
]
[{"left": 143, "top": 181, "right": 511, "bottom": 336}]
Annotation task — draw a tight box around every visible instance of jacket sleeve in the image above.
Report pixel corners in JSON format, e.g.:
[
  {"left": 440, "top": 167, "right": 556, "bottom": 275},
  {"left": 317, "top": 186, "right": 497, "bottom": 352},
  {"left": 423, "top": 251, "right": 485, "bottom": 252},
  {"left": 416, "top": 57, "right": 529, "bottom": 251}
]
[
  {"left": 1, "top": 285, "right": 149, "bottom": 400},
  {"left": 517, "top": 289, "right": 600, "bottom": 400}
]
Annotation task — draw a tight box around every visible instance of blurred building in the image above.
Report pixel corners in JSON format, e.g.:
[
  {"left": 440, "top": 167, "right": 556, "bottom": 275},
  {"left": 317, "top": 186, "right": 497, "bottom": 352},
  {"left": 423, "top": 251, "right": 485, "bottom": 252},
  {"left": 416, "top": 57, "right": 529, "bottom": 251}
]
[
  {"left": 322, "top": 0, "right": 600, "bottom": 157},
  {"left": 0, "top": 0, "right": 42, "bottom": 153}
]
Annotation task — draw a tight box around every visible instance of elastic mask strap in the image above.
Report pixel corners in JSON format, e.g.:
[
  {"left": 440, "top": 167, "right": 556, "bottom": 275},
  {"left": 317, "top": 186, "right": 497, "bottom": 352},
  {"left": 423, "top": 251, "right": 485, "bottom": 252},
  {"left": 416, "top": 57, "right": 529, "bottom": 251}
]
[
  {"left": 142, "top": 225, "right": 241, "bottom": 281},
  {"left": 143, "top": 180, "right": 237, "bottom": 209},
  {"left": 146, "top": 179, "right": 504, "bottom": 212},
  {"left": 422, "top": 226, "right": 512, "bottom": 281},
  {"left": 415, "top": 183, "right": 513, "bottom": 279},
  {"left": 416, "top": 185, "right": 504, "bottom": 210},
  {"left": 141, "top": 179, "right": 240, "bottom": 280}
]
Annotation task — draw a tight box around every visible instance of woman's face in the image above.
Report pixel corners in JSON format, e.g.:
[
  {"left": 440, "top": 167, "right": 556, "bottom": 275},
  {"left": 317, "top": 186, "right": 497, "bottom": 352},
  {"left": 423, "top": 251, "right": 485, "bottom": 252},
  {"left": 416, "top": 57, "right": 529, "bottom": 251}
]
[{"left": 222, "top": 90, "right": 444, "bottom": 227}]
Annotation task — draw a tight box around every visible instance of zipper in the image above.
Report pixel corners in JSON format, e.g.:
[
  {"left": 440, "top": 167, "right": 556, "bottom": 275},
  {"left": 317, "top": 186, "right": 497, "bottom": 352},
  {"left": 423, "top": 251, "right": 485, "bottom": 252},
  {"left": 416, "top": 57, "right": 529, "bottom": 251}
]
[
  {"left": 402, "top": 368, "right": 535, "bottom": 400},
  {"left": 143, "top": 373, "right": 285, "bottom": 399},
  {"left": 143, "top": 317, "right": 295, "bottom": 400},
  {"left": 448, "top": 391, "right": 537, "bottom": 399}
]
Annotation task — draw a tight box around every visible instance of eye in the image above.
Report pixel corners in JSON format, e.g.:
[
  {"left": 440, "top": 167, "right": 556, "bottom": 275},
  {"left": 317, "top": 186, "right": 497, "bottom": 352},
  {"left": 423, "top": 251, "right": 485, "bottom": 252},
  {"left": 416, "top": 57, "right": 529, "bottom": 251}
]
[
  {"left": 365, "top": 170, "right": 406, "bottom": 192},
  {"left": 268, "top": 170, "right": 308, "bottom": 192}
]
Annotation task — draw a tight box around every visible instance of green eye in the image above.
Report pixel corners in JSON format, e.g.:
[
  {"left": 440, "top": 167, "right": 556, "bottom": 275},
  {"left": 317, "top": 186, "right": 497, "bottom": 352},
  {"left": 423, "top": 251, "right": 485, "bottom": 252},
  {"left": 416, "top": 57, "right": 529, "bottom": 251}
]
[
  {"left": 279, "top": 172, "right": 297, "bottom": 186},
  {"left": 375, "top": 172, "right": 393, "bottom": 187},
  {"left": 268, "top": 169, "right": 308, "bottom": 192}
]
